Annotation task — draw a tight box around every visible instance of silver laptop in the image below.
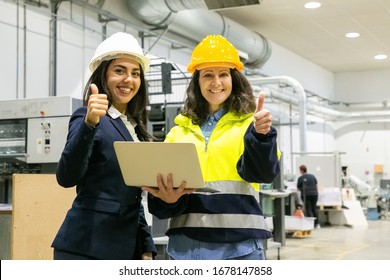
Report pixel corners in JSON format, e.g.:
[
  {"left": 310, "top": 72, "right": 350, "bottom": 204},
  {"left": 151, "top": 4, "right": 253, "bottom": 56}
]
[{"left": 114, "top": 141, "right": 207, "bottom": 190}]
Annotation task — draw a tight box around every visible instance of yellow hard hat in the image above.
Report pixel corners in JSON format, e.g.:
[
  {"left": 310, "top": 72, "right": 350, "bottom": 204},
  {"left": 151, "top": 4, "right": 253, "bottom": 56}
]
[{"left": 187, "top": 35, "right": 244, "bottom": 73}]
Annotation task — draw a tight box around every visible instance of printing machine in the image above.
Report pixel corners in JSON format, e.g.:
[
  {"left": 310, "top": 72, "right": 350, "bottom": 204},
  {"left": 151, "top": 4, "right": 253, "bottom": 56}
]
[{"left": 0, "top": 96, "right": 82, "bottom": 204}]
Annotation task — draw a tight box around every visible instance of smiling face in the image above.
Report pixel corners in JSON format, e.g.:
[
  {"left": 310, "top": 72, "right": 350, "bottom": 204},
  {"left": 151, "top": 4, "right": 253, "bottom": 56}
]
[
  {"left": 198, "top": 67, "right": 233, "bottom": 114},
  {"left": 106, "top": 57, "right": 141, "bottom": 114}
]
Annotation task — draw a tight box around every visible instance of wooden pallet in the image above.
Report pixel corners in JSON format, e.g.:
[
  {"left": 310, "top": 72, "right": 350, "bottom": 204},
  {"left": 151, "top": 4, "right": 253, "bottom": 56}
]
[
  {"left": 318, "top": 205, "right": 342, "bottom": 211},
  {"left": 286, "top": 230, "right": 312, "bottom": 238}
]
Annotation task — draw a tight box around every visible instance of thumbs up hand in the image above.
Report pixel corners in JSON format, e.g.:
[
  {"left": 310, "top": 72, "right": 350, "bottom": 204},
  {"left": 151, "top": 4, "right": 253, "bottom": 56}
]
[
  {"left": 253, "top": 91, "right": 272, "bottom": 135},
  {"left": 85, "top": 83, "right": 108, "bottom": 128}
]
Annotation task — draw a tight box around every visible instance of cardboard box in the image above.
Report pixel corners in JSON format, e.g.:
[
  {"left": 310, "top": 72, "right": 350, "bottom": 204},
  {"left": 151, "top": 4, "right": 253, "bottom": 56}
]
[{"left": 374, "top": 164, "right": 384, "bottom": 174}]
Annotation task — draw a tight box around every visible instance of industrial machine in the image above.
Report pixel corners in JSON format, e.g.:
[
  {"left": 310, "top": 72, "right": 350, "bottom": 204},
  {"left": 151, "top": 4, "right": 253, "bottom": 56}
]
[
  {"left": 344, "top": 175, "right": 390, "bottom": 220},
  {"left": 0, "top": 96, "right": 82, "bottom": 204},
  {"left": 347, "top": 175, "right": 379, "bottom": 205},
  {"left": 378, "top": 179, "right": 390, "bottom": 219}
]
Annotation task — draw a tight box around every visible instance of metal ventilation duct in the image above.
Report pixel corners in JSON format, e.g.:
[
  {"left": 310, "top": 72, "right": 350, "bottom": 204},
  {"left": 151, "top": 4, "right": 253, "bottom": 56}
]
[
  {"left": 126, "top": 0, "right": 271, "bottom": 69},
  {"left": 203, "top": 0, "right": 261, "bottom": 10}
]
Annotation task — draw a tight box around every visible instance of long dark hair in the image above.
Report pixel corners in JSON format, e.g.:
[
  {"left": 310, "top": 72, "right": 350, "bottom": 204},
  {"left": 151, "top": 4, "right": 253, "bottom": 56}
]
[
  {"left": 82, "top": 59, "right": 153, "bottom": 141},
  {"left": 181, "top": 68, "right": 256, "bottom": 125}
]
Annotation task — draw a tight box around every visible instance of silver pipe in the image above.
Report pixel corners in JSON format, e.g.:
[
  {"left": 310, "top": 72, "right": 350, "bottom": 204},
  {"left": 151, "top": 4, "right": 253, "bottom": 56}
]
[
  {"left": 23, "top": 3, "right": 26, "bottom": 98},
  {"left": 248, "top": 76, "right": 308, "bottom": 152},
  {"left": 253, "top": 76, "right": 390, "bottom": 122},
  {"left": 16, "top": 1, "right": 19, "bottom": 99},
  {"left": 49, "top": 1, "right": 59, "bottom": 97}
]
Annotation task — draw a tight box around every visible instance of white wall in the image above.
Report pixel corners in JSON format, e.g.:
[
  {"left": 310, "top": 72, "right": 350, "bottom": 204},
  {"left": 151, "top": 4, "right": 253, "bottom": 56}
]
[
  {"left": 1, "top": 0, "right": 389, "bottom": 186},
  {"left": 261, "top": 42, "right": 335, "bottom": 100},
  {"left": 335, "top": 121, "right": 390, "bottom": 185},
  {"left": 335, "top": 69, "right": 390, "bottom": 103},
  {"left": 1, "top": 2, "right": 21, "bottom": 99}
]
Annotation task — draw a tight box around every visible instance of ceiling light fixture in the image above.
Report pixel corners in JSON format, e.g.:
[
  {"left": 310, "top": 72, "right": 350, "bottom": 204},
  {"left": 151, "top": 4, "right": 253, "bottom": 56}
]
[
  {"left": 374, "top": 54, "right": 387, "bottom": 60},
  {"left": 345, "top": 32, "right": 360, "bottom": 38},
  {"left": 304, "top": 2, "right": 322, "bottom": 9}
]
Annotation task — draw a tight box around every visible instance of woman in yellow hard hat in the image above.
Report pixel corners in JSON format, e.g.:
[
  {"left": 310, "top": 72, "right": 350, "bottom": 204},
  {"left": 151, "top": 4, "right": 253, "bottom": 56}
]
[
  {"left": 144, "top": 35, "right": 280, "bottom": 260},
  {"left": 52, "top": 32, "right": 156, "bottom": 260}
]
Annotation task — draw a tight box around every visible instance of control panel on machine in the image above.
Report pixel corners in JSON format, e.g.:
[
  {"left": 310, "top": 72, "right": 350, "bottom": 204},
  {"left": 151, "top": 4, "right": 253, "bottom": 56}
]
[
  {"left": 0, "top": 96, "right": 82, "bottom": 204},
  {"left": 0, "top": 96, "right": 82, "bottom": 163}
]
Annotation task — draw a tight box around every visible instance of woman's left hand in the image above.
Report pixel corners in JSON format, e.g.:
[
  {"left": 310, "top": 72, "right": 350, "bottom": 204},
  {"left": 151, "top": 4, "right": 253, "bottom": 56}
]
[
  {"left": 253, "top": 92, "right": 272, "bottom": 135},
  {"left": 142, "top": 173, "right": 194, "bottom": 203}
]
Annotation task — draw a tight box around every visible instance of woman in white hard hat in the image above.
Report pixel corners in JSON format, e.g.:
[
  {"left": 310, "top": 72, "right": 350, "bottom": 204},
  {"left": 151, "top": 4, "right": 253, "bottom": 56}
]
[
  {"left": 52, "top": 32, "right": 156, "bottom": 260},
  {"left": 144, "top": 35, "right": 280, "bottom": 260}
]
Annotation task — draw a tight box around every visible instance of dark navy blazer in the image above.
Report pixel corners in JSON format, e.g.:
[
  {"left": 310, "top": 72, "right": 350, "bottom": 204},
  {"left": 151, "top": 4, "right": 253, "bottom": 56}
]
[{"left": 52, "top": 106, "right": 156, "bottom": 259}]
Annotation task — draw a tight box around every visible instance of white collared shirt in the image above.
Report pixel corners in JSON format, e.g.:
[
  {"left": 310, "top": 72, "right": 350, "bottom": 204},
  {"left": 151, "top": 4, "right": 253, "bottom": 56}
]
[{"left": 107, "top": 106, "right": 140, "bottom": 142}]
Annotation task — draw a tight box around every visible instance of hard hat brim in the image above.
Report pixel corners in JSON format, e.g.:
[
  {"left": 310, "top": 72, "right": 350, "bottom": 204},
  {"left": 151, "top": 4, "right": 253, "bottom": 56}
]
[
  {"left": 187, "top": 61, "right": 242, "bottom": 73},
  {"left": 89, "top": 51, "right": 150, "bottom": 73}
]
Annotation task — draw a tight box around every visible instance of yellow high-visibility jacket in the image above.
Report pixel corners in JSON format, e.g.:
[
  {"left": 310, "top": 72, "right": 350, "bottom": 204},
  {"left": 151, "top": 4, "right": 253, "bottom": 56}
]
[{"left": 148, "top": 111, "right": 280, "bottom": 242}]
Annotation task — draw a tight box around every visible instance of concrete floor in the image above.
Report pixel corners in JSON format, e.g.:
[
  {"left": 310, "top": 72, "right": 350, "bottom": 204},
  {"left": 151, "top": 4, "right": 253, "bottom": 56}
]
[{"left": 265, "top": 219, "right": 390, "bottom": 260}]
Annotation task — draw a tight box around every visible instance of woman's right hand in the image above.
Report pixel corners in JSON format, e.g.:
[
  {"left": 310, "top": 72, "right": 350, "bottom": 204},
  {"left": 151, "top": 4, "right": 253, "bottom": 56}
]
[
  {"left": 85, "top": 83, "right": 108, "bottom": 128},
  {"left": 142, "top": 173, "right": 194, "bottom": 203}
]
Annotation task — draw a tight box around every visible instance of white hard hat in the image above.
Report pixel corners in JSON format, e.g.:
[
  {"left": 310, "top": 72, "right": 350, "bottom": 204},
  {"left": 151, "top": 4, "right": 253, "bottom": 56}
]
[{"left": 89, "top": 32, "right": 150, "bottom": 72}]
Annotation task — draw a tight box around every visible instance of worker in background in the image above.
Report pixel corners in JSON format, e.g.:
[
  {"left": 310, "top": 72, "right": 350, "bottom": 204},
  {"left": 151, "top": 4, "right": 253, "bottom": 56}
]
[
  {"left": 297, "top": 164, "right": 320, "bottom": 228},
  {"left": 143, "top": 35, "right": 280, "bottom": 260},
  {"left": 52, "top": 32, "right": 156, "bottom": 260}
]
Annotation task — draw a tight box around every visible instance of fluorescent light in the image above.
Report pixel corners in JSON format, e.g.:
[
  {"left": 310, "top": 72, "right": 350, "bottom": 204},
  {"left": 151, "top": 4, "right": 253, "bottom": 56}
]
[
  {"left": 345, "top": 32, "right": 360, "bottom": 38},
  {"left": 304, "top": 2, "right": 322, "bottom": 9},
  {"left": 374, "top": 54, "right": 387, "bottom": 60}
]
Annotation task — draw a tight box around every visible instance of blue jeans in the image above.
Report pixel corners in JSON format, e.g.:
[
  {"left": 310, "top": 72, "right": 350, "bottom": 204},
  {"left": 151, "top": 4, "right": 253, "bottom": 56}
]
[{"left": 167, "top": 234, "right": 265, "bottom": 260}]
